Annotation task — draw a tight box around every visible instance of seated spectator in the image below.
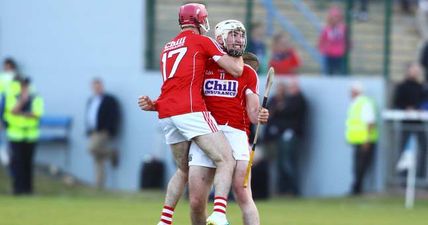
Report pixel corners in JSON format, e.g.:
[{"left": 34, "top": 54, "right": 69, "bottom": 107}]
[
  {"left": 268, "top": 32, "right": 301, "bottom": 76},
  {"left": 247, "top": 22, "right": 269, "bottom": 74},
  {"left": 318, "top": 5, "right": 348, "bottom": 76}
]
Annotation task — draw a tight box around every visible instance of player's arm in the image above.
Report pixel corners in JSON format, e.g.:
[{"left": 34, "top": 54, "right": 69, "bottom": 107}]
[
  {"left": 203, "top": 37, "right": 244, "bottom": 77},
  {"left": 138, "top": 96, "right": 157, "bottom": 111},
  {"left": 246, "top": 91, "right": 269, "bottom": 124},
  {"left": 215, "top": 55, "right": 244, "bottom": 78}
]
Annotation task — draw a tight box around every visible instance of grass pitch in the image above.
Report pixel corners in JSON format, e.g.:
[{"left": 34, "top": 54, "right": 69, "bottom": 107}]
[{"left": 0, "top": 168, "right": 427, "bottom": 225}]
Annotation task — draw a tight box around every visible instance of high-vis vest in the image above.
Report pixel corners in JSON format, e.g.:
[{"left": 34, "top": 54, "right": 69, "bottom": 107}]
[
  {"left": 4, "top": 89, "right": 44, "bottom": 142},
  {"left": 345, "top": 95, "right": 378, "bottom": 144}
]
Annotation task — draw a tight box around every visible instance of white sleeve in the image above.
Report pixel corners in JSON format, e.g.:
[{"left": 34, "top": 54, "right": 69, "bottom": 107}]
[
  {"left": 245, "top": 89, "right": 255, "bottom": 95},
  {"left": 212, "top": 55, "right": 222, "bottom": 62},
  {"left": 361, "top": 102, "right": 375, "bottom": 124}
]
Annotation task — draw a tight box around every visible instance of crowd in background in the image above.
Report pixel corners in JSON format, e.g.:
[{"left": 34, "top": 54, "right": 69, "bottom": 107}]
[{"left": 244, "top": 0, "right": 428, "bottom": 196}]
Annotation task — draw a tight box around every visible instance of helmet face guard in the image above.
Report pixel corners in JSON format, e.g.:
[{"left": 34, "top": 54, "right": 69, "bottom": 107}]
[
  {"left": 179, "top": 3, "right": 210, "bottom": 33},
  {"left": 215, "top": 20, "right": 247, "bottom": 57}
]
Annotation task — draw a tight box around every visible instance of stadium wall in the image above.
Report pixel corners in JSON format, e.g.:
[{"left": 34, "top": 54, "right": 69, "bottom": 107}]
[{"left": 0, "top": 0, "right": 386, "bottom": 196}]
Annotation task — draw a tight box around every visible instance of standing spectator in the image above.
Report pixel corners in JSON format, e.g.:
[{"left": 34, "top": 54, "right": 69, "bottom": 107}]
[
  {"left": 269, "top": 33, "right": 301, "bottom": 76},
  {"left": 394, "top": 63, "right": 427, "bottom": 178},
  {"left": 5, "top": 77, "right": 44, "bottom": 195},
  {"left": 420, "top": 41, "right": 428, "bottom": 81},
  {"left": 264, "top": 80, "right": 307, "bottom": 196},
  {"left": 86, "top": 78, "right": 121, "bottom": 189},
  {"left": 318, "top": 5, "right": 348, "bottom": 76},
  {"left": 0, "top": 58, "right": 20, "bottom": 122},
  {"left": 416, "top": 0, "right": 428, "bottom": 40},
  {"left": 247, "top": 22, "right": 269, "bottom": 74},
  {"left": 0, "top": 58, "right": 19, "bottom": 85},
  {"left": 345, "top": 81, "right": 378, "bottom": 195}
]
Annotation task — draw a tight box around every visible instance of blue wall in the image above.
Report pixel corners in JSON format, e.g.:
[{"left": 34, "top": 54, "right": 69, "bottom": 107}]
[{"left": 0, "top": 0, "right": 386, "bottom": 196}]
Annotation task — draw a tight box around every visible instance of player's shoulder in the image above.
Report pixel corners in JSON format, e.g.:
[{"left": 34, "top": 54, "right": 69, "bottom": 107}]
[
  {"left": 243, "top": 64, "right": 258, "bottom": 77},
  {"left": 206, "top": 58, "right": 217, "bottom": 68}
]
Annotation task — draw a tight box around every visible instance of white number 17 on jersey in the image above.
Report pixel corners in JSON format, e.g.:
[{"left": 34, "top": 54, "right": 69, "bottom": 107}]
[{"left": 161, "top": 47, "right": 188, "bottom": 81}]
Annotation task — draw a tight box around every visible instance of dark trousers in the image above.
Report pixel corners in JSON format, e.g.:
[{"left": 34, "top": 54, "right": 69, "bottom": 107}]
[
  {"left": 277, "top": 137, "right": 299, "bottom": 195},
  {"left": 352, "top": 143, "right": 375, "bottom": 195},
  {"left": 9, "top": 141, "right": 36, "bottom": 195},
  {"left": 325, "top": 56, "right": 345, "bottom": 76}
]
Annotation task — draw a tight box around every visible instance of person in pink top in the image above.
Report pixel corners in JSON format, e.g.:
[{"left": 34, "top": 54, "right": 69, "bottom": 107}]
[{"left": 318, "top": 5, "right": 348, "bottom": 76}]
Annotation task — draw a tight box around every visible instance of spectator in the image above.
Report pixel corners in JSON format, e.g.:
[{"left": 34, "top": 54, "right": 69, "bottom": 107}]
[
  {"left": 318, "top": 5, "right": 348, "bottom": 76},
  {"left": 247, "top": 22, "right": 269, "bottom": 74},
  {"left": 0, "top": 58, "right": 20, "bottom": 170},
  {"left": 394, "top": 62, "right": 427, "bottom": 178},
  {"left": 420, "top": 41, "right": 428, "bottom": 81},
  {"left": 416, "top": 0, "right": 428, "bottom": 40},
  {"left": 0, "top": 58, "right": 18, "bottom": 82},
  {"left": 86, "top": 78, "right": 121, "bottom": 189},
  {"left": 0, "top": 58, "right": 20, "bottom": 125},
  {"left": 345, "top": 81, "right": 378, "bottom": 195},
  {"left": 263, "top": 80, "right": 307, "bottom": 196},
  {"left": 5, "top": 77, "right": 44, "bottom": 195},
  {"left": 269, "top": 33, "right": 301, "bottom": 76}
]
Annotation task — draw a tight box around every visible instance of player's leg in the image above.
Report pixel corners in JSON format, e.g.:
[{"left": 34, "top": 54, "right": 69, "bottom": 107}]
[
  {"left": 189, "top": 165, "right": 215, "bottom": 225},
  {"left": 158, "top": 141, "right": 190, "bottom": 225},
  {"left": 188, "top": 141, "right": 217, "bottom": 225},
  {"left": 193, "top": 131, "right": 235, "bottom": 224},
  {"left": 222, "top": 125, "right": 259, "bottom": 225},
  {"left": 172, "top": 112, "right": 235, "bottom": 224},
  {"left": 193, "top": 131, "right": 235, "bottom": 197},
  {"left": 157, "top": 117, "right": 190, "bottom": 225},
  {"left": 232, "top": 161, "right": 260, "bottom": 225}
]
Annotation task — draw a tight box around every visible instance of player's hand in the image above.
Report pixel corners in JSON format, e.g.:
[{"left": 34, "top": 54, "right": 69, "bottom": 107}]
[
  {"left": 258, "top": 108, "right": 269, "bottom": 124},
  {"left": 138, "top": 96, "right": 156, "bottom": 111}
]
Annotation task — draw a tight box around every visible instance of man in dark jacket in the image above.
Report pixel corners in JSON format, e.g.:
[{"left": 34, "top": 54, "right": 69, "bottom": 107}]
[
  {"left": 264, "top": 79, "right": 306, "bottom": 195},
  {"left": 393, "top": 63, "right": 427, "bottom": 178},
  {"left": 86, "top": 78, "right": 121, "bottom": 189},
  {"left": 420, "top": 41, "right": 428, "bottom": 81}
]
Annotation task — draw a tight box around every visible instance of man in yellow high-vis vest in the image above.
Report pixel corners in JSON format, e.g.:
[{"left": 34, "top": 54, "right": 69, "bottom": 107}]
[
  {"left": 345, "top": 81, "right": 378, "bottom": 195},
  {"left": 5, "top": 77, "right": 44, "bottom": 195}
]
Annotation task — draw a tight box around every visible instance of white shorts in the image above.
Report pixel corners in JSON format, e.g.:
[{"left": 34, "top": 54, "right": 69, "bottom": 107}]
[
  {"left": 159, "top": 111, "right": 219, "bottom": 145},
  {"left": 188, "top": 125, "right": 250, "bottom": 168}
]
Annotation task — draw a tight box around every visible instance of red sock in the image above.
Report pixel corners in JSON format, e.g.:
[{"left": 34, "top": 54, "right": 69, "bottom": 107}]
[
  {"left": 160, "top": 205, "right": 174, "bottom": 225},
  {"left": 213, "top": 196, "right": 228, "bottom": 215}
]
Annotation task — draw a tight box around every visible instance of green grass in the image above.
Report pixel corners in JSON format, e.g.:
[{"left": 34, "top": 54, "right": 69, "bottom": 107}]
[{"left": 1, "top": 168, "right": 428, "bottom": 225}]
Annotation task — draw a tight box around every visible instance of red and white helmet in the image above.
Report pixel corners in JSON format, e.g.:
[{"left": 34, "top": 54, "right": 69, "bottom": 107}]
[{"left": 178, "top": 3, "right": 210, "bottom": 33}]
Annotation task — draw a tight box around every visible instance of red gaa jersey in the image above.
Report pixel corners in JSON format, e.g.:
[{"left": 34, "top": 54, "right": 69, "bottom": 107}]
[
  {"left": 203, "top": 60, "right": 259, "bottom": 134},
  {"left": 156, "top": 30, "right": 225, "bottom": 118}
]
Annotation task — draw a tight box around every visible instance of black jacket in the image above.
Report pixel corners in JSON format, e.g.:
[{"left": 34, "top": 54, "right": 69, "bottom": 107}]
[
  {"left": 393, "top": 79, "right": 424, "bottom": 110},
  {"left": 86, "top": 94, "right": 121, "bottom": 137},
  {"left": 420, "top": 42, "right": 428, "bottom": 80},
  {"left": 263, "top": 93, "right": 307, "bottom": 142}
]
